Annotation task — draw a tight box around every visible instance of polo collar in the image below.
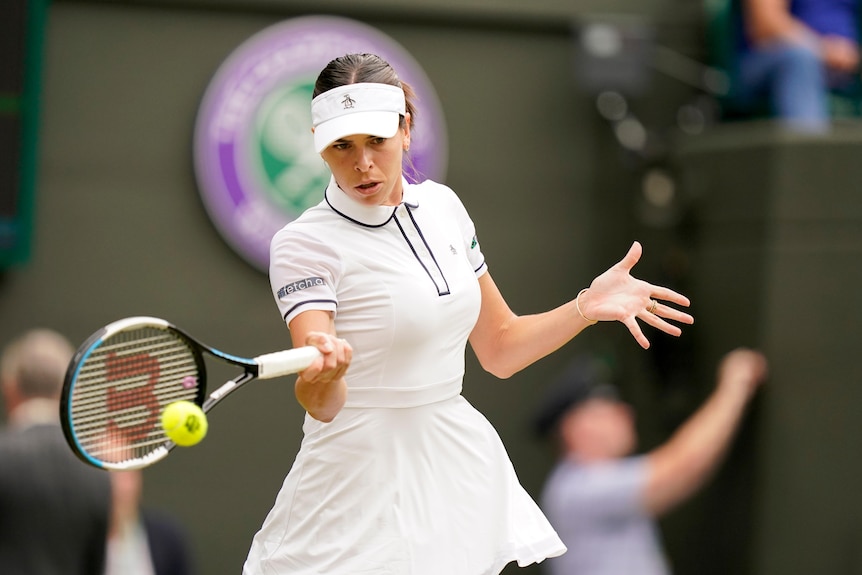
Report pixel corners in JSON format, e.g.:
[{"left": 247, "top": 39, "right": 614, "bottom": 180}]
[{"left": 324, "top": 176, "right": 419, "bottom": 227}]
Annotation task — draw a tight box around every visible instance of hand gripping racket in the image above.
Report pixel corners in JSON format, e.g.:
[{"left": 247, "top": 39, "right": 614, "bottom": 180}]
[{"left": 60, "top": 316, "right": 320, "bottom": 471}]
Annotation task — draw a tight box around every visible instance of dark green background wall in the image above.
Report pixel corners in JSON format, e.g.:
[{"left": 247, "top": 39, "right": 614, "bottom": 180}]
[
  {"left": 6, "top": 1, "right": 860, "bottom": 574},
  {"left": 671, "top": 123, "right": 862, "bottom": 575}
]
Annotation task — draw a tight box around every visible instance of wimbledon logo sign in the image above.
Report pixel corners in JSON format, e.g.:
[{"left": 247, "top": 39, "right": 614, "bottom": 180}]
[{"left": 193, "top": 15, "right": 448, "bottom": 272}]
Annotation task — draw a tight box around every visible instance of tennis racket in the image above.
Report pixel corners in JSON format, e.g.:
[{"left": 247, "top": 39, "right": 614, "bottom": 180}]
[{"left": 60, "top": 316, "right": 320, "bottom": 471}]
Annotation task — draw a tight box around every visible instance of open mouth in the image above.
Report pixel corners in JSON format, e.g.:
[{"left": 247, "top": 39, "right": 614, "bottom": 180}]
[{"left": 356, "top": 182, "right": 380, "bottom": 194}]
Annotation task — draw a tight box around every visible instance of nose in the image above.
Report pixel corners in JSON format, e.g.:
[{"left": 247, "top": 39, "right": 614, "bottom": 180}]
[{"left": 354, "top": 147, "right": 372, "bottom": 172}]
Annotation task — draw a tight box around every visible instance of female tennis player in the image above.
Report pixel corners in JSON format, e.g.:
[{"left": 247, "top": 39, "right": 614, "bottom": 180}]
[{"left": 242, "top": 53, "right": 694, "bottom": 575}]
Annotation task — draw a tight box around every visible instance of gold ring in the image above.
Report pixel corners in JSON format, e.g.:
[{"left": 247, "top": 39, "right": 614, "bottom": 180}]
[{"left": 647, "top": 300, "right": 657, "bottom": 314}]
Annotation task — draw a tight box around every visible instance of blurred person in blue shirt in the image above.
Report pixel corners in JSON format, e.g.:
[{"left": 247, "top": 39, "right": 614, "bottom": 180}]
[
  {"left": 536, "top": 349, "right": 767, "bottom": 574},
  {"left": 732, "top": 0, "right": 861, "bottom": 132}
]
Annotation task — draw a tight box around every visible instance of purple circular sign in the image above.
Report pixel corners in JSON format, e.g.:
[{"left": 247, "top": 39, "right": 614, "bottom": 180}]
[{"left": 194, "top": 16, "right": 448, "bottom": 272}]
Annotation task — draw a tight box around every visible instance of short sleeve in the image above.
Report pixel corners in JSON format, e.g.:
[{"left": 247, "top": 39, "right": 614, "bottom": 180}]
[
  {"left": 444, "top": 186, "right": 487, "bottom": 278},
  {"left": 269, "top": 226, "right": 341, "bottom": 325}
]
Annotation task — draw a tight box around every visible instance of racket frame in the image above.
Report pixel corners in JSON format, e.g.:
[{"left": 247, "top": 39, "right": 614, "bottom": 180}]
[{"left": 60, "top": 316, "right": 318, "bottom": 471}]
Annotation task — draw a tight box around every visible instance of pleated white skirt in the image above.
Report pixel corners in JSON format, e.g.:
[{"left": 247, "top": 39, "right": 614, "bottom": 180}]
[{"left": 243, "top": 395, "right": 565, "bottom": 574}]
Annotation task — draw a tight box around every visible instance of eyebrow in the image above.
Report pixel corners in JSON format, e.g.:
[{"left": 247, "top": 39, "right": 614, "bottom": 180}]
[{"left": 333, "top": 135, "right": 383, "bottom": 144}]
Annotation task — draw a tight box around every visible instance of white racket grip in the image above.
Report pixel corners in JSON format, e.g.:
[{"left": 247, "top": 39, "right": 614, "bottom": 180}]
[{"left": 255, "top": 346, "right": 322, "bottom": 379}]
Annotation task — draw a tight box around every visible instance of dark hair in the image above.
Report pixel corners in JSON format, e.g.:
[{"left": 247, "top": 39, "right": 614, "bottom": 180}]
[
  {"left": 532, "top": 354, "right": 621, "bottom": 438},
  {"left": 314, "top": 53, "right": 417, "bottom": 129}
]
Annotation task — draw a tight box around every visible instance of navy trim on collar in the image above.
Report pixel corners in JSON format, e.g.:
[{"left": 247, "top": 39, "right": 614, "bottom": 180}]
[{"left": 324, "top": 176, "right": 419, "bottom": 227}]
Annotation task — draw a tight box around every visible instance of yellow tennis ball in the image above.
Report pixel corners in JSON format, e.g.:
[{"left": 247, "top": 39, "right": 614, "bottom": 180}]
[{"left": 161, "top": 401, "right": 208, "bottom": 447}]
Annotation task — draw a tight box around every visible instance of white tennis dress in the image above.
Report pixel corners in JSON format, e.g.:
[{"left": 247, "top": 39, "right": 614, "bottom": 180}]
[{"left": 243, "top": 177, "right": 566, "bottom": 575}]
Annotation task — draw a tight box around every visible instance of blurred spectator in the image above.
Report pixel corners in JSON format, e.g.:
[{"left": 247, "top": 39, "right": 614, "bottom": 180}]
[
  {"left": 104, "top": 466, "right": 196, "bottom": 575},
  {"left": 535, "top": 349, "right": 768, "bottom": 574},
  {"left": 0, "top": 328, "right": 112, "bottom": 574},
  {"left": 732, "top": 0, "right": 861, "bottom": 132}
]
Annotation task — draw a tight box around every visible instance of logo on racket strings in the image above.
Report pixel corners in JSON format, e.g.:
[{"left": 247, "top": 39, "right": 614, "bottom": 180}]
[{"left": 105, "top": 352, "right": 161, "bottom": 444}]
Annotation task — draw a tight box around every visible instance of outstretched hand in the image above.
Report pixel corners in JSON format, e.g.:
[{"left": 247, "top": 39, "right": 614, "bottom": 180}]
[{"left": 580, "top": 241, "right": 694, "bottom": 349}]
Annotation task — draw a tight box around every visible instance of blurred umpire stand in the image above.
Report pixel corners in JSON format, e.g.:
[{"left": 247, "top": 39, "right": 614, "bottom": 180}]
[{"left": 575, "top": 12, "right": 862, "bottom": 575}]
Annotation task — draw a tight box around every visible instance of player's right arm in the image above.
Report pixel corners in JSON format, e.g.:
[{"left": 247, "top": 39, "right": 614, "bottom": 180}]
[
  {"left": 288, "top": 310, "right": 351, "bottom": 423},
  {"left": 642, "top": 349, "right": 768, "bottom": 516}
]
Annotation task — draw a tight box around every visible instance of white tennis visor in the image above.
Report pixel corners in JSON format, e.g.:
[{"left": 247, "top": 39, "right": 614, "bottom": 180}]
[{"left": 311, "top": 83, "right": 406, "bottom": 153}]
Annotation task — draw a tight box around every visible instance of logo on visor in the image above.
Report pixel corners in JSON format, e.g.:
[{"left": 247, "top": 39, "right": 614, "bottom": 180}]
[{"left": 341, "top": 94, "right": 356, "bottom": 109}]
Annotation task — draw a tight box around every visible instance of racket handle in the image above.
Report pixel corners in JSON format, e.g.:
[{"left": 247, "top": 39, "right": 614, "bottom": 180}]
[{"left": 255, "top": 346, "right": 322, "bottom": 379}]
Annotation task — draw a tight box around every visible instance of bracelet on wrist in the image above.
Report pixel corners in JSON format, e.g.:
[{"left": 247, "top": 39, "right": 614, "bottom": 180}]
[{"left": 576, "top": 288, "right": 598, "bottom": 325}]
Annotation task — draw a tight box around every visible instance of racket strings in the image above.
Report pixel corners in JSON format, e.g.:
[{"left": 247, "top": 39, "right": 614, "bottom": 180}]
[{"left": 69, "top": 327, "right": 201, "bottom": 464}]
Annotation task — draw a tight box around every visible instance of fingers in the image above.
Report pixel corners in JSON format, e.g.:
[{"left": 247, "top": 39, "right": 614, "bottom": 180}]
[
  {"left": 305, "top": 331, "right": 342, "bottom": 353},
  {"left": 301, "top": 331, "right": 352, "bottom": 381},
  {"left": 590, "top": 241, "right": 695, "bottom": 348},
  {"left": 641, "top": 278, "right": 694, "bottom": 327},
  {"left": 622, "top": 317, "right": 651, "bottom": 350},
  {"left": 616, "top": 241, "right": 643, "bottom": 272},
  {"left": 648, "top": 285, "right": 692, "bottom": 311},
  {"left": 639, "top": 305, "right": 683, "bottom": 337},
  {"left": 648, "top": 300, "right": 694, "bottom": 326},
  {"left": 624, "top": 298, "right": 690, "bottom": 349}
]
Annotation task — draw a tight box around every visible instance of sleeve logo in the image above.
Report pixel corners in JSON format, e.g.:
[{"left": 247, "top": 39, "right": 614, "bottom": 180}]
[{"left": 277, "top": 277, "right": 325, "bottom": 299}]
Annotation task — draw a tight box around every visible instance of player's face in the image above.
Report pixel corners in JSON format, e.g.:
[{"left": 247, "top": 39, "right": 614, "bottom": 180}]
[{"left": 320, "top": 119, "right": 411, "bottom": 207}]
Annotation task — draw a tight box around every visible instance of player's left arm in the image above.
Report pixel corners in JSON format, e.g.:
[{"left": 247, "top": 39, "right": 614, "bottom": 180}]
[
  {"left": 469, "top": 242, "right": 693, "bottom": 379},
  {"left": 468, "top": 272, "right": 594, "bottom": 379}
]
